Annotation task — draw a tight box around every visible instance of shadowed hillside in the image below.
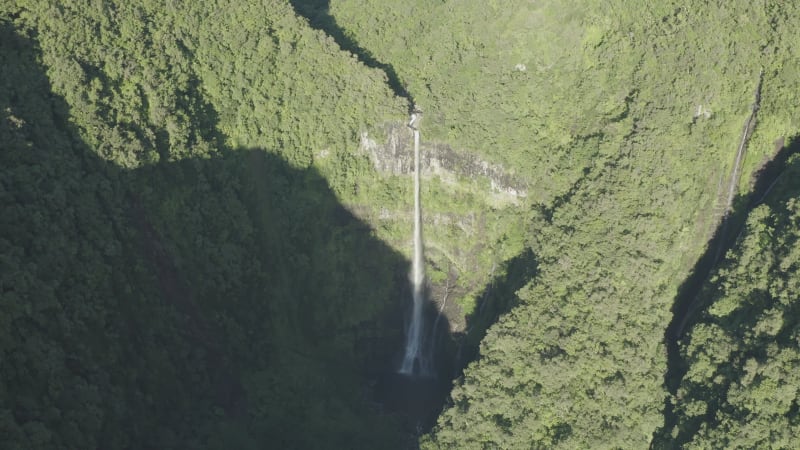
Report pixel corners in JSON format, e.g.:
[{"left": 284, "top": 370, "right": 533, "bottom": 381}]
[{"left": 0, "top": 20, "right": 429, "bottom": 449}]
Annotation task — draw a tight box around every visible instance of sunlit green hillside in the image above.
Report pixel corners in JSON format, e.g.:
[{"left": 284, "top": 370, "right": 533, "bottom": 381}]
[{"left": 3, "top": 1, "right": 800, "bottom": 448}]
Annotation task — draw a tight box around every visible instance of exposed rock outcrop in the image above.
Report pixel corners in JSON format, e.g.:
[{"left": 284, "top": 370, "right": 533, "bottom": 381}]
[{"left": 360, "top": 123, "right": 527, "bottom": 202}]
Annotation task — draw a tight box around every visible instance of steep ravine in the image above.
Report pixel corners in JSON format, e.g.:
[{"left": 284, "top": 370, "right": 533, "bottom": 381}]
[
  {"left": 657, "top": 74, "right": 765, "bottom": 443},
  {"left": 672, "top": 70, "right": 765, "bottom": 341},
  {"left": 655, "top": 132, "right": 800, "bottom": 446}
]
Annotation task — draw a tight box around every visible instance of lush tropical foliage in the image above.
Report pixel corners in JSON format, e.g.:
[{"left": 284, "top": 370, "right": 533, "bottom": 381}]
[{"left": 2, "top": 0, "right": 800, "bottom": 448}]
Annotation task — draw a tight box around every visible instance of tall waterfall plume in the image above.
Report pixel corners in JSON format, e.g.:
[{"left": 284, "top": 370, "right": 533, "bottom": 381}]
[{"left": 399, "top": 109, "right": 432, "bottom": 376}]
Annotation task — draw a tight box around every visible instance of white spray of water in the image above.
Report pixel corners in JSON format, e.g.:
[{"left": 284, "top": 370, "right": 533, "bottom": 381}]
[{"left": 399, "top": 111, "right": 431, "bottom": 376}]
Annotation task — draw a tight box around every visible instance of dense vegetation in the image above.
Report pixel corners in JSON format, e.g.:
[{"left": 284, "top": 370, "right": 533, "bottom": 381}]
[
  {"left": 3, "top": 0, "right": 800, "bottom": 448},
  {"left": 324, "top": 1, "right": 800, "bottom": 447},
  {"left": 1, "top": 4, "right": 413, "bottom": 449},
  {"left": 664, "top": 154, "right": 800, "bottom": 448}
]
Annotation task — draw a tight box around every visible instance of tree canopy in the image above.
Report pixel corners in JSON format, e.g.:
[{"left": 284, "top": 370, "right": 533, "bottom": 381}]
[{"left": 3, "top": 1, "right": 800, "bottom": 448}]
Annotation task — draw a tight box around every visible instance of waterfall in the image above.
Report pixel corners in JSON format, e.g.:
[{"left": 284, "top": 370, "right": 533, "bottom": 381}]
[{"left": 399, "top": 110, "right": 432, "bottom": 376}]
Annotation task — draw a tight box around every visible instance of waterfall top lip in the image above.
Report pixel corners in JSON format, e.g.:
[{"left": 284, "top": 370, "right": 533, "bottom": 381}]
[
  {"left": 408, "top": 106, "right": 422, "bottom": 130},
  {"left": 408, "top": 114, "right": 421, "bottom": 130}
]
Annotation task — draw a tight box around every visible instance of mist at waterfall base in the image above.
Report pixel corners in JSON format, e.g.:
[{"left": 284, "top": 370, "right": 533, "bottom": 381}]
[
  {"left": 373, "top": 273, "right": 452, "bottom": 433},
  {"left": 375, "top": 282, "right": 452, "bottom": 433}
]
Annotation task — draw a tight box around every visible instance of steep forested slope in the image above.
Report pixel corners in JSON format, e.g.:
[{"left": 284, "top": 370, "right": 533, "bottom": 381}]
[
  {"left": 665, "top": 154, "right": 800, "bottom": 448},
  {"left": 4, "top": 0, "right": 800, "bottom": 449},
  {"left": 1, "top": 3, "right": 416, "bottom": 448}
]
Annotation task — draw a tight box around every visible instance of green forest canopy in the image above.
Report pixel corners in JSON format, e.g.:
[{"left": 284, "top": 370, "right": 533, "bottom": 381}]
[{"left": 2, "top": 0, "right": 800, "bottom": 448}]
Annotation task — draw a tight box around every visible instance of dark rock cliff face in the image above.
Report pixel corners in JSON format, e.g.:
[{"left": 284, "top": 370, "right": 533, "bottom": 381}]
[{"left": 360, "top": 123, "right": 527, "bottom": 202}]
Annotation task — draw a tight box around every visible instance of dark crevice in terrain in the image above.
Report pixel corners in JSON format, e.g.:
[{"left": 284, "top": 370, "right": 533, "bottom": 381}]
[
  {"left": 654, "top": 72, "right": 766, "bottom": 447},
  {"left": 654, "top": 136, "right": 800, "bottom": 448},
  {"left": 288, "top": 0, "right": 415, "bottom": 109}
]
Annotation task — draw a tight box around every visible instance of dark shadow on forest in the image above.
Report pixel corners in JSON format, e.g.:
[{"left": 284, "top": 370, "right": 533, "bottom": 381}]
[
  {"left": 653, "top": 137, "right": 800, "bottom": 448},
  {"left": 287, "top": 0, "right": 415, "bottom": 109},
  {"left": 0, "top": 20, "right": 446, "bottom": 449}
]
